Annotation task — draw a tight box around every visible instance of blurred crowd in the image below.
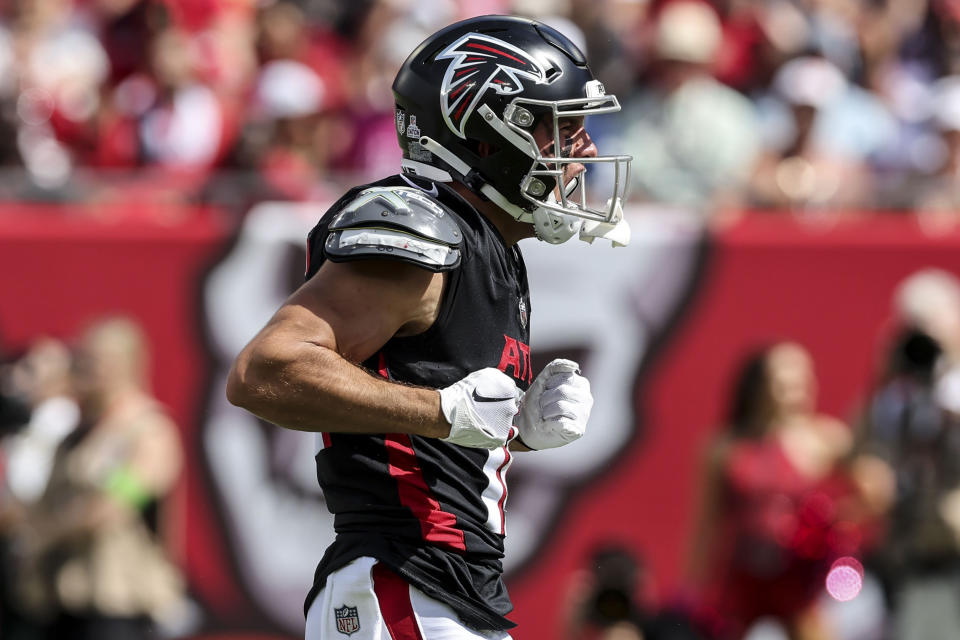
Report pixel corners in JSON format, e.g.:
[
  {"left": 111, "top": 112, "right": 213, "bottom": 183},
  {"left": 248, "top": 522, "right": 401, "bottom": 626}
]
[
  {"left": 587, "top": 0, "right": 960, "bottom": 224},
  {"left": 0, "top": 0, "right": 409, "bottom": 210},
  {"left": 3, "top": 0, "right": 960, "bottom": 222}
]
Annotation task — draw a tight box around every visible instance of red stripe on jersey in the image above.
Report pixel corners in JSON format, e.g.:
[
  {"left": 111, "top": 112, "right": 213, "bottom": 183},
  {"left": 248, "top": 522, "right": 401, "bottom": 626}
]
[
  {"left": 372, "top": 563, "right": 423, "bottom": 640},
  {"left": 466, "top": 42, "right": 526, "bottom": 64},
  {"left": 321, "top": 433, "right": 332, "bottom": 448},
  {"left": 377, "top": 350, "right": 466, "bottom": 551},
  {"left": 385, "top": 434, "right": 467, "bottom": 551}
]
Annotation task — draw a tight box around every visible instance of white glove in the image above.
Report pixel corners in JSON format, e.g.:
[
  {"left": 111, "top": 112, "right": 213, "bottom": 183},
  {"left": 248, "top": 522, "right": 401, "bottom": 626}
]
[
  {"left": 514, "top": 359, "right": 593, "bottom": 450},
  {"left": 439, "top": 368, "right": 520, "bottom": 449}
]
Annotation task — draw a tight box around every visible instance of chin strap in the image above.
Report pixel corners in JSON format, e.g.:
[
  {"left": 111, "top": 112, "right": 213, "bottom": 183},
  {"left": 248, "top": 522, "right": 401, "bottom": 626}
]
[{"left": 579, "top": 199, "right": 631, "bottom": 247}]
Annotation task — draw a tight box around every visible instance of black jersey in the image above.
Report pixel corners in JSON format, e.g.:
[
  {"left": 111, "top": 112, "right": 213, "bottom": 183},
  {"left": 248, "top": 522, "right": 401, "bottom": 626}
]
[{"left": 303, "top": 175, "right": 532, "bottom": 631}]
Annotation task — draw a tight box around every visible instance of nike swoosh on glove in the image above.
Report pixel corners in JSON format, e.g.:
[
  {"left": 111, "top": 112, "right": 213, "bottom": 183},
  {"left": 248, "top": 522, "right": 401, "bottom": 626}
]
[
  {"left": 514, "top": 359, "right": 592, "bottom": 450},
  {"left": 439, "top": 368, "right": 520, "bottom": 449}
]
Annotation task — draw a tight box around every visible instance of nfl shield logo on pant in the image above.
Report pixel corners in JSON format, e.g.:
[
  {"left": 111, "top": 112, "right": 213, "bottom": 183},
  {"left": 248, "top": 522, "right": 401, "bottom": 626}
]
[{"left": 334, "top": 604, "right": 360, "bottom": 636}]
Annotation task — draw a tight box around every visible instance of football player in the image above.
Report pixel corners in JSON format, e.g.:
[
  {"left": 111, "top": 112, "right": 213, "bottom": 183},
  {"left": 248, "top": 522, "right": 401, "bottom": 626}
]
[{"left": 227, "top": 15, "right": 631, "bottom": 639}]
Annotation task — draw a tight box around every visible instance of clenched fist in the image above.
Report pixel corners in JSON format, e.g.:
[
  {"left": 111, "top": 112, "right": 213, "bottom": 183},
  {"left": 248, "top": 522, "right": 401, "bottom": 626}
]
[{"left": 514, "top": 359, "right": 592, "bottom": 450}]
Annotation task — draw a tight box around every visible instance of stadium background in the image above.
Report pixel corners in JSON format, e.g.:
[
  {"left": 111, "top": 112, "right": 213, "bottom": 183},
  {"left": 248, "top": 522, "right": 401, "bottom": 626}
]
[{"left": 3, "top": 0, "right": 960, "bottom": 639}]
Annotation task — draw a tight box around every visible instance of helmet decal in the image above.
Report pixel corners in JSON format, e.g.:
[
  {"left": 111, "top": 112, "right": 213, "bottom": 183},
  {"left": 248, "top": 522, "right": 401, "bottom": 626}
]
[{"left": 437, "top": 33, "right": 551, "bottom": 139}]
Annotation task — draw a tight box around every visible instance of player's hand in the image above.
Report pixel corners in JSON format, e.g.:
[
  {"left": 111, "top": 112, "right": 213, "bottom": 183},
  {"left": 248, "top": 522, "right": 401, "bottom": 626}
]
[
  {"left": 439, "top": 368, "right": 520, "bottom": 449},
  {"left": 514, "top": 359, "right": 592, "bottom": 450}
]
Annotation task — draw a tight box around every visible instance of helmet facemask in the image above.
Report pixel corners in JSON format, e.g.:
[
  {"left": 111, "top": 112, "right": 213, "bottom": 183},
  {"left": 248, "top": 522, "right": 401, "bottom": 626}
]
[
  {"left": 471, "top": 81, "right": 632, "bottom": 244},
  {"left": 510, "top": 91, "right": 631, "bottom": 225}
]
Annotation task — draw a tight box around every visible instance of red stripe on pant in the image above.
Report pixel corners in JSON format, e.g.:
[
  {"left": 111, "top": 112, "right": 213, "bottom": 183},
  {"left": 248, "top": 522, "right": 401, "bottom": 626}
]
[{"left": 373, "top": 563, "right": 423, "bottom": 640}]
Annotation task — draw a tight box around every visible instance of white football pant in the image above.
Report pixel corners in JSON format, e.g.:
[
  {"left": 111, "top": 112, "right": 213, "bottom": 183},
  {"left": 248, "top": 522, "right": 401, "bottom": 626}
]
[{"left": 305, "top": 556, "right": 513, "bottom": 640}]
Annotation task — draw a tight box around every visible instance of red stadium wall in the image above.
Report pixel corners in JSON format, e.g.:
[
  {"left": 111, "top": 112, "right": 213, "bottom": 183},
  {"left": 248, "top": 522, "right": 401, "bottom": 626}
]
[{"left": 1, "top": 206, "right": 959, "bottom": 639}]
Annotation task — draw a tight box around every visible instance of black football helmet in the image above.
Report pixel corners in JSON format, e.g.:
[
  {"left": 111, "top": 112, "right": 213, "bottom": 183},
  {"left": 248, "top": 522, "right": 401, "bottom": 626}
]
[{"left": 392, "top": 15, "right": 632, "bottom": 244}]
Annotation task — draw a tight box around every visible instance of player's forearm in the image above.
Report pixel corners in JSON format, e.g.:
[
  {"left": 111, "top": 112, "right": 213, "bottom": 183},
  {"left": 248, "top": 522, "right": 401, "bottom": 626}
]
[{"left": 227, "top": 338, "right": 450, "bottom": 438}]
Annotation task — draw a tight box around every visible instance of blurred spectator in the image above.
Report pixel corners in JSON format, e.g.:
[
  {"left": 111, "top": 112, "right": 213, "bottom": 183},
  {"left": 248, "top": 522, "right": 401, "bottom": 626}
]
[
  {"left": 9, "top": 0, "right": 110, "bottom": 189},
  {"left": 249, "top": 59, "right": 340, "bottom": 201},
  {"left": 135, "top": 26, "right": 225, "bottom": 168},
  {"left": 856, "top": 269, "right": 960, "bottom": 640},
  {"left": 569, "top": 0, "right": 648, "bottom": 99},
  {"left": 689, "top": 342, "right": 889, "bottom": 640},
  {"left": 12, "top": 317, "right": 186, "bottom": 640},
  {"left": 914, "top": 76, "right": 960, "bottom": 228},
  {"left": 605, "top": 1, "right": 761, "bottom": 215},
  {"left": 257, "top": 0, "right": 348, "bottom": 105},
  {"left": 331, "top": 0, "right": 419, "bottom": 181},
  {"left": 95, "top": 0, "right": 162, "bottom": 85},
  {"left": 748, "top": 56, "right": 896, "bottom": 213},
  {"left": 710, "top": 0, "right": 775, "bottom": 93}
]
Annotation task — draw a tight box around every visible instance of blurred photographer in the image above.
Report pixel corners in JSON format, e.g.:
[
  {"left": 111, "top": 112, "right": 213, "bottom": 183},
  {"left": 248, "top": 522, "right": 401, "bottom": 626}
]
[
  {"left": 0, "top": 348, "right": 32, "bottom": 442},
  {"left": 566, "top": 546, "right": 648, "bottom": 640},
  {"left": 858, "top": 269, "right": 960, "bottom": 640},
  {"left": 4, "top": 339, "right": 78, "bottom": 505},
  {"left": 565, "top": 545, "right": 703, "bottom": 640},
  {"left": 0, "top": 338, "right": 76, "bottom": 640}
]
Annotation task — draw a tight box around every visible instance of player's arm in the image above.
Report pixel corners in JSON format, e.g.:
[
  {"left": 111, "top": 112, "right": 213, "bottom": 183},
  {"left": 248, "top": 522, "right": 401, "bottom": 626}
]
[
  {"left": 227, "top": 259, "right": 451, "bottom": 437},
  {"left": 229, "top": 187, "right": 522, "bottom": 448}
]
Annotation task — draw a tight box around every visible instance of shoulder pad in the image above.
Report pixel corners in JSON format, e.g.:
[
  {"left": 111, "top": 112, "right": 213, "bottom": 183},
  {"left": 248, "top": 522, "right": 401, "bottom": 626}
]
[{"left": 324, "top": 187, "right": 463, "bottom": 271}]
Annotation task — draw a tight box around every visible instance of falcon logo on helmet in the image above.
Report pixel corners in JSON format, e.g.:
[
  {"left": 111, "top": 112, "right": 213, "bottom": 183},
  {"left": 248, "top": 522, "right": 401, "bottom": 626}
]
[{"left": 438, "top": 33, "right": 553, "bottom": 139}]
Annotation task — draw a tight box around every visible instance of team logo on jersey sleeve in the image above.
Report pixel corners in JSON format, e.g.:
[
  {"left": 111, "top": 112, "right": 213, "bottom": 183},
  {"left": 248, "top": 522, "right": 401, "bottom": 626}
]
[
  {"left": 334, "top": 604, "right": 360, "bottom": 635},
  {"left": 437, "top": 33, "right": 553, "bottom": 139}
]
